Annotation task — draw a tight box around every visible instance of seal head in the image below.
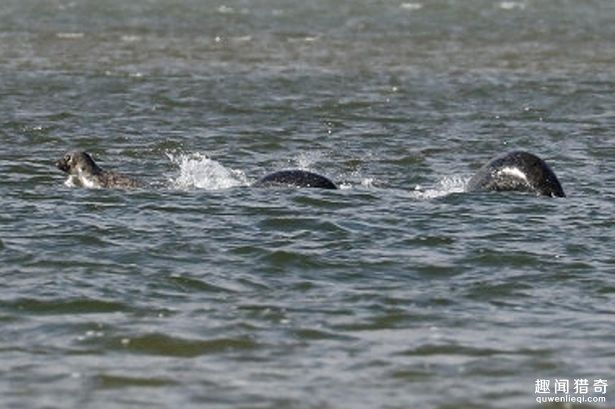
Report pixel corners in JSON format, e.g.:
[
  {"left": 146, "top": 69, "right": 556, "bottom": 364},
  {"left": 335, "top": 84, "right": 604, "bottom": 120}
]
[
  {"left": 56, "top": 150, "right": 141, "bottom": 189},
  {"left": 466, "top": 151, "right": 565, "bottom": 197},
  {"left": 253, "top": 170, "right": 337, "bottom": 189}
]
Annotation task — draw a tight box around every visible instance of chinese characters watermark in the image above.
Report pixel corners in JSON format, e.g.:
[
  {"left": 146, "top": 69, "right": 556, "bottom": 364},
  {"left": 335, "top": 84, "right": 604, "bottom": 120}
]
[{"left": 535, "top": 378, "right": 608, "bottom": 404}]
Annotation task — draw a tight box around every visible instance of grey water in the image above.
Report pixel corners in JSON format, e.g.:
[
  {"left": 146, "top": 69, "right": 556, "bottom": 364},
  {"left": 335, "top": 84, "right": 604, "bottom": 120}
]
[{"left": 1, "top": 0, "right": 614, "bottom": 408}]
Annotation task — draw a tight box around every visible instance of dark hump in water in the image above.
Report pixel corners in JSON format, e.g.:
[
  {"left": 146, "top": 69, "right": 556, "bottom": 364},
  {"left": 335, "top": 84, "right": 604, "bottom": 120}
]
[
  {"left": 466, "top": 151, "right": 565, "bottom": 197},
  {"left": 253, "top": 170, "right": 337, "bottom": 189}
]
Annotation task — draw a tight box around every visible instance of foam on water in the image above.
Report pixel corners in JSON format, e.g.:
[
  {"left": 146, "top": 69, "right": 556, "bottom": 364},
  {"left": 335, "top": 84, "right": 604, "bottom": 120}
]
[
  {"left": 499, "top": 1, "right": 526, "bottom": 10},
  {"left": 400, "top": 3, "right": 423, "bottom": 11},
  {"left": 167, "top": 152, "right": 249, "bottom": 190},
  {"left": 409, "top": 175, "right": 470, "bottom": 200},
  {"left": 63, "top": 176, "right": 79, "bottom": 188},
  {"left": 337, "top": 177, "right": 378, "bottom": 190}
]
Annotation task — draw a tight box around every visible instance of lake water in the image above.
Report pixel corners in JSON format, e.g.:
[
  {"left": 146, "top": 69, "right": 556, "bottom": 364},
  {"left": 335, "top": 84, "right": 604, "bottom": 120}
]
[{"left": 1, "top": 0, "right": 614, "bottom": 408}]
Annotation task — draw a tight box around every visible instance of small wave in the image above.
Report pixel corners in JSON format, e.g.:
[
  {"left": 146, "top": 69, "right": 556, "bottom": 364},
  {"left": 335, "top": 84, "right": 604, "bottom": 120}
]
[
  {"left": 167, "top": 152, "right": 249, "bottom": 190},
  {"left": 56, "top": 32, "right": 84, "bottom": 39},
  {"left": 400, "top": 3, "right": 423, "bottom": 11},
  {"left": 338, "top": 177, "right": 378, "bottom": 190},
  {"left": 409, "top": 175, "right": 469, "bottom": 200},
  {"left": 499, "top": 1, "right": 526, "bottom": 10},
  {"left": 120, "top": 35, "right": 141, "bottom": 43},
  {"left": 217, "top": 5, "right": 235, "bottom": 14}
]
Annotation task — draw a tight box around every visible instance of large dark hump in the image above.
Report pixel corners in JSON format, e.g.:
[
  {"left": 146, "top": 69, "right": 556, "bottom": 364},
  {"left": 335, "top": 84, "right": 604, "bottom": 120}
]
[
  {"left": 467, "top": 151, "right": 565, "bottom": 197},
  {"left": 507, "top": 151, "right": 565, "bottom": 197},
  {"left": 254, "top": 170, "right": 337, "bottom": 189}
]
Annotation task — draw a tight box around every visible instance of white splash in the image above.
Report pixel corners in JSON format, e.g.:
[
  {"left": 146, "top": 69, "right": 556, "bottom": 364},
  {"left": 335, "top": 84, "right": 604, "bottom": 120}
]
[
  {"left": 499, "top": 1, "right": 526, "bottom": 10},
  {"left": 217, "top": 5, "right": 235, "bottom": 14},
  {"left": 56, "top": 32, "right": 84, "bottom": 39},
  {"left": 335, "top": 177, "right": 378, "bottom": 190},
  {"left": 167, "top": 152, "right": 249, "bottom": 190},
  {"left": 64, "top": 175, "right": 79, "bottom": 188},
  {"left": 293, "top": 152, "right": 323, "bottom": 169},
  {"left": 121, "top": 35, "right": 141, "bottom": 42},
  {"left": 63, "top": 174, "right": 100, "bottom": 189},
  {"left": 400, "top": 3, "right": 423, "bottom": 11},
  {"left": 409, "top": 176, "right": 470, "bottom": 200},
  {"left": 361, "top": 178, "right": 376, "bottom": 188}
]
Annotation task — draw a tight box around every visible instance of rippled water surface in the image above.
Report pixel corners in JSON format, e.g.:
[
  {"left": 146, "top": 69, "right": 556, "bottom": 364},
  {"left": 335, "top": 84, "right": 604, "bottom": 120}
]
[{"left": 1, "top": 1, "right": 614, "bottom": 408}]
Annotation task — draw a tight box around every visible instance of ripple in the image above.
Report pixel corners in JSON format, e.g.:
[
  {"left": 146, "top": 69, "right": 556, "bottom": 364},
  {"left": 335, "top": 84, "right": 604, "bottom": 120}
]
[
  {"left": 463, "top": 281, "right": 533, "bottom": 300},
  {"left": 399, "top": 344, "right": 546, "bottom": 357},
  {"left": 112, "top": 333, "right": 259, "bottom": 357},
  {"left": 167, "top": 275, "right": 236, "bottom": 294},
  {"left": 258, "top": 249, "right": 340, "bottom": 271},
  {"left": 1, "top": 298, "right": 132, "bottom": 315},
  {"left": 291, "top": 328, "right": 356, "bottom": 341},
  {"left": 94, "top": 374, "right": 178, "bottom": 389}
]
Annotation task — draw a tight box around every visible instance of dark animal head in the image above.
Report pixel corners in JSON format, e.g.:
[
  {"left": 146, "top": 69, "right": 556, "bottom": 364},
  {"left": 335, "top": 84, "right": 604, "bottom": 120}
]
[{"left": 55, "top": 151, "right": 103, "bottom": 176}]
